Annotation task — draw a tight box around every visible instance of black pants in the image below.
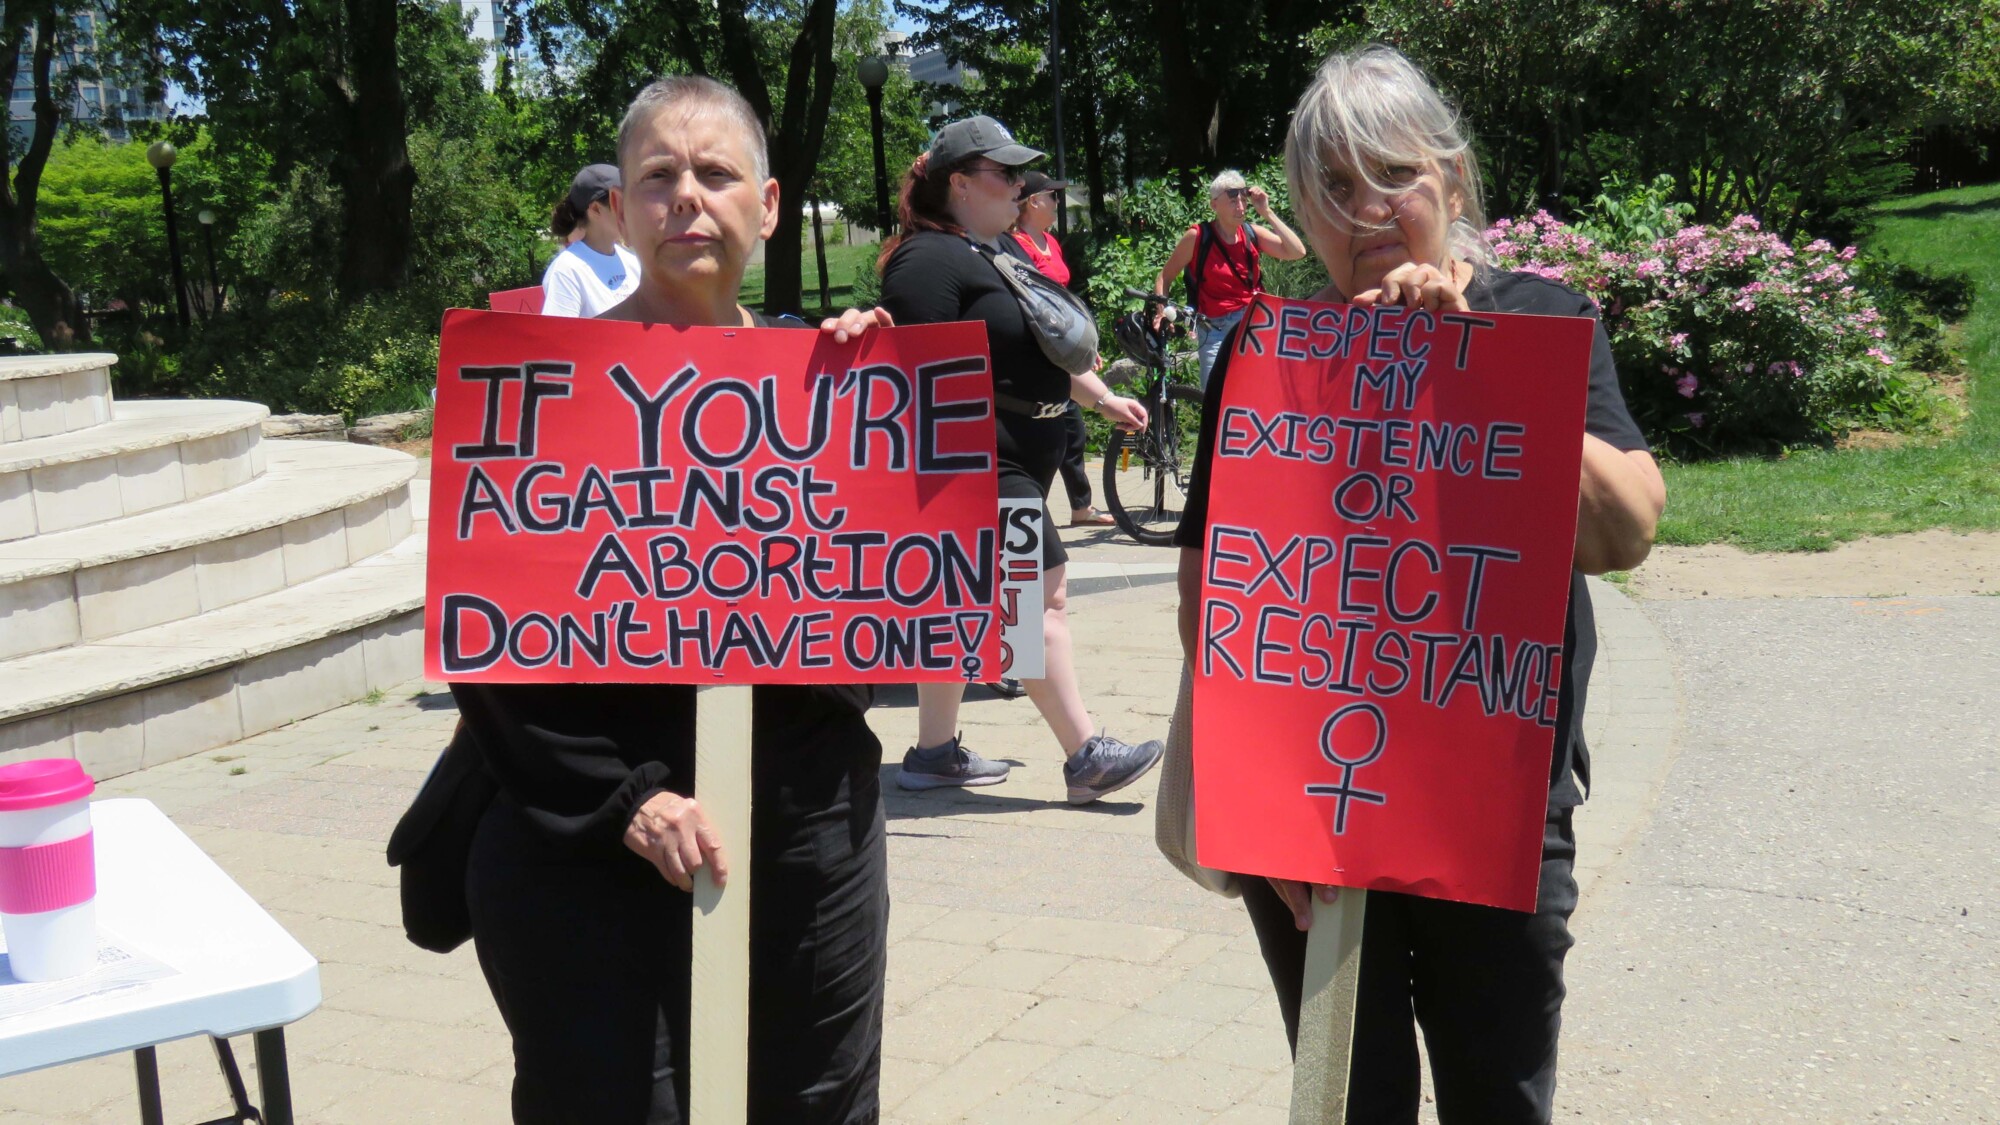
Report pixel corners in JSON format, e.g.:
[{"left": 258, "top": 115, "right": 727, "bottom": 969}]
[
  {"left": 1058, "top": 401, "right": 1092, "bottom": 511},
  {"left": 1241, "top": 809, "right": 1579, "bottom": 1125},
  {"left": 466, "top": 723, "right": 888, "bottom": 1124}
]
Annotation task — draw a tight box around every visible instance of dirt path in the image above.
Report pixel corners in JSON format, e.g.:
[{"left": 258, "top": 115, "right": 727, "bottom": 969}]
[{"left": 1628, "top": 529, "right": 2000, "bottom": 599}]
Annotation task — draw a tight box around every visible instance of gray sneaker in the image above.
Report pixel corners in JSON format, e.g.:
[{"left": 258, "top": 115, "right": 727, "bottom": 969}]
[
  {"left": 1063, "top": 733, "right": 1165, "bottom": 805},
  {"left": 896, "top": 734, "right": 1011, "bottom": 790}
]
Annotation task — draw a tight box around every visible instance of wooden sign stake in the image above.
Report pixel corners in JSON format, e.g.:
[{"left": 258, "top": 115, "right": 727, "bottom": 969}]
[
  {"left": 690, "top": 684, "right": 755, "bottom": 1124},
  {"left": 1290, "top": 889, "right": 1368, "bottom": 1125}
]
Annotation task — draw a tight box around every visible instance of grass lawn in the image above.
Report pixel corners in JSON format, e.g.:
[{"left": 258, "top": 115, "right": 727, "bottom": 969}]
[
  {"left": 1656, "top": 182, "right": 2000, "bottom": 551},
  {"left": 742, "top": 240, "right": 879, "bottom": 319}
]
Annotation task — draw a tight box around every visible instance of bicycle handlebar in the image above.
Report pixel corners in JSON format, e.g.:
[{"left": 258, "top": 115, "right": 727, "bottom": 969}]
[{"left": 1124, "top": 287, "right": 1195, "bottom": 323}]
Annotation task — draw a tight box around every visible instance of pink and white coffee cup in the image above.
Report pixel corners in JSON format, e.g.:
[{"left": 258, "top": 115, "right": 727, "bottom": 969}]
[{"left": 0, "top": 759, "right": 98, "bottom": 981}]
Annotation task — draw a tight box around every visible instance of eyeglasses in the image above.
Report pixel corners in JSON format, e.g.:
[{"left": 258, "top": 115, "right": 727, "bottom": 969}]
[
  {"left": 1221, "top": 188, "right": 1248, "bottom": 201},
  {"left": 967, "top": 163, "right": 1025, "bottom": 185}
]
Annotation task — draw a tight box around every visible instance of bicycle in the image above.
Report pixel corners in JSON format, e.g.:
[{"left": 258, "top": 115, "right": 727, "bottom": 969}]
[{"left": 1099, "top": 287, "right": 1204, "bottom": 547}]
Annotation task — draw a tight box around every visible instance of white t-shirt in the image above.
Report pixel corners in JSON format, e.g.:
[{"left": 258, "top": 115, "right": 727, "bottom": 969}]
[{"left": 541, "top": 242, "right": 641, "bottom": 318}]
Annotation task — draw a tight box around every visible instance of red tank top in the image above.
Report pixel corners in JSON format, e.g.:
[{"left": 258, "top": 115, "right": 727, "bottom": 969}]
[
  {"left": 1192, "top": 223, "right": 1259, "bottom": 317},
  {"left": 1009, "top": 230, "right": 1070, "bottom": 286}
]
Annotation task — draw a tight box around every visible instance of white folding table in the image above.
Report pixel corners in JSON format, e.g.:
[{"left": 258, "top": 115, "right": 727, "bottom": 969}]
[{"left": 0, "top": 798, "right": 321, "bottom": 1124}]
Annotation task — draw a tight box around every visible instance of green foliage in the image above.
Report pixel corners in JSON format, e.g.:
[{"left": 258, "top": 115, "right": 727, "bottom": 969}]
[
  {"left": 0, "top": 304, "right": 42, "bottom": 350},
  {"left": 1580, "top": 174, "right": 1695, "bottom": 246},
  {"left": 1489, "top": 210, "right": 1953, "bottom": 454}
]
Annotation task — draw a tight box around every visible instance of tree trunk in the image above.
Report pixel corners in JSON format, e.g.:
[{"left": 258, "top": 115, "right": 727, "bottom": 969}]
[
  {"left": 0, "top": 6, "right": 88, "bottom": 348},
  {"left": 810, "top": 198, "right": 830, "bottom": 314},
  {"left": 1152, "top": 0, "right": 1219, "bottom": 172},
  {"left": 716, "top": 0, "right": 837, "bottom": 315},
  {"left": 335, "top": 0, "right": 417, "bottom": 294},
  {"left": 1536, "top": 110, "right": 1564, "bottom": 213},
  {"left": 1077, "top": 30, "right": 1108, "bottom": 228}
]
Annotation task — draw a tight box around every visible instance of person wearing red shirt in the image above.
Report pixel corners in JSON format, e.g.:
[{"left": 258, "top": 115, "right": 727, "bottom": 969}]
[
  {"left": 1151, "top": 170, "right": 1307, "bottom": 385},
  {"left": 1008, "top": 171, "right": 1113, "bottom": 528}
]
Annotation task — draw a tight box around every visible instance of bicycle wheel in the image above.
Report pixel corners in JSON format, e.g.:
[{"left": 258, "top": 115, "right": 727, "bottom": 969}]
[{"left": 1101, "top": 382, "right": 1205, "bottom": 547}]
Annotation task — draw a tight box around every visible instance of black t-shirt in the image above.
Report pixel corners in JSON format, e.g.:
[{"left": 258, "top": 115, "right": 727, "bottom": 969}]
[
  {"left": 1173, "top": 271, "right": 1650, "bottom": 808},
  {"left": 450, "top": 311, "right": 875, "bottom": 855},
  {"left": 879, "top": 229, "right": 1072, "bottom": 403}
]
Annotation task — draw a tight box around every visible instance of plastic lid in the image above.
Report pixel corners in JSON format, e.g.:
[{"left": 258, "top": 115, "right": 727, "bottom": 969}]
[{"left": 0, "top": 759, "right": 95, "bottom": 812}]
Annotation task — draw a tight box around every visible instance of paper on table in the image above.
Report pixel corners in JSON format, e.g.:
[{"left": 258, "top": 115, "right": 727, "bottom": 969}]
[{"left": 0, "top": 928, "right": 178, "bottom": 1021}]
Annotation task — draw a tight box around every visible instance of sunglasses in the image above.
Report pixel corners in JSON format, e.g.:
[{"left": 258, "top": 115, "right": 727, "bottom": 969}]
[
  {"left": 1221, "top": 188, "right": 1248, "bottom": 201},
  {"left": 967, "top": 163, "right": 1025, "bottom": 185}
]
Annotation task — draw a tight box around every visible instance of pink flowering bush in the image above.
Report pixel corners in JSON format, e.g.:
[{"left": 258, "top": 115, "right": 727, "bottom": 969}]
[{"left": 1486, "top": 211, "right": 1937, "bottom": 453}]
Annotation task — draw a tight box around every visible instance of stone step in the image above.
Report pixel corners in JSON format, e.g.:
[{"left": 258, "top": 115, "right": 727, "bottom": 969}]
[
  {"left": 0, "top": 527, "right": 427, "bottom": 780},
  {"left": 0, "top": 353, "right": 117, "bottom": 444},
  {"left": 0, "top": 441, "right": 417, "bottom": 661},
  {"left": 0, "top": 399, "right": 268, "bottom": 543}
]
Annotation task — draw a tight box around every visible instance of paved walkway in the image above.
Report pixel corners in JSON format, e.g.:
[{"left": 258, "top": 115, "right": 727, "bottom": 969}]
[
  {"left": 1556, "top": 594, "right": 2000, "bottom": 1122},
  {"left": 0, "top": 522, "right": 1676, "bottom": 1124}
]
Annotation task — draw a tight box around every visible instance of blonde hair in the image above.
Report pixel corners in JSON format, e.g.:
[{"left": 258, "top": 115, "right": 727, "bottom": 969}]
[
  {"left": 617, "top": 76, "right": 771, "bottom": 184},
  {"left": 1284, "top": 46, "right": 1492, "bottom": 267}
]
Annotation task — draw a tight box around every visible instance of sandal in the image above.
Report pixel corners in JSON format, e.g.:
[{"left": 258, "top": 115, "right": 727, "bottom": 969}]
[{"left": 1069, "top": 506, "right": 1117, "bottom": 527}]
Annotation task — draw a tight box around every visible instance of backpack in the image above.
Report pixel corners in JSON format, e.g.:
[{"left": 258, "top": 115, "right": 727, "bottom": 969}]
[{"left": 1182, "top": 221, "right": 1263, "bottom": 310}]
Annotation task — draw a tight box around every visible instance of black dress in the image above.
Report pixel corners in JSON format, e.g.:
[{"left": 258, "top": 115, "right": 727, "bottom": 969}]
[{"left": 880, "top": 229, "right": 1073, "bottom": 569}]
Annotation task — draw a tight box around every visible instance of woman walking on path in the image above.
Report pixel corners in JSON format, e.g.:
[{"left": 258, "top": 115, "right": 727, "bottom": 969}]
[
  {"left": 458, "top": 76, "right": 895, "bottom": 1124},
  {"left": 1010, "top": 170, "right": 1115, "bottom": 529},
  {"left": 878, "top": 117, "right": 1166, "bottom": 804},
  {"left": 1173, "top": 47, "right": 1664, "bottom": 1124},
  {"left": 541, "top": 163, "right": 642, "bottom": 318},
  {"left": 1151, "top": 169, "right": 1307, "bottom": 385}
]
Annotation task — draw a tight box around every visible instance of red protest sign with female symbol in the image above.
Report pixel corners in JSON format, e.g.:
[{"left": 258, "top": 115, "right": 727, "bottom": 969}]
[{"left": 1192, "top": 296, "right": 1592, "bottom": 911}]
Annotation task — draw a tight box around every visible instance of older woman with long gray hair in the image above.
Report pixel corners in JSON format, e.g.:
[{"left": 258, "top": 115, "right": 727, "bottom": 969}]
[{"left": 1172, "top": 45, "right": 1665, "bottom": 1123}]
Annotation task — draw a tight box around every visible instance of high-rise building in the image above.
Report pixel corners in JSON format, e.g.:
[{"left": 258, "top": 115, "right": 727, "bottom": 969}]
[
  {"left": 7, "top": 6, "right": 168, "bottom": 147},
  {"left": 454, "top": 0, "right": 512, "bottom": 90}
]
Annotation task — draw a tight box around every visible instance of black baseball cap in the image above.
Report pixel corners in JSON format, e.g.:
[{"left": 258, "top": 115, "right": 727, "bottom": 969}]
[
  {"left": 929, "top": 116, "right": 1044, "bottom": 169},
  {"left": 568, "top": 164, "right": 620, "bottom": 212},
  {"left": 1017, "top": 170, "right": 1070, "bottom": 199}
]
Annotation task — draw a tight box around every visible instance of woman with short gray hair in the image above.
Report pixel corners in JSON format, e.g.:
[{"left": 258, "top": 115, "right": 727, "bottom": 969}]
[
  {"left": 1172, "top": 44, "right": 1665, "bottom": 1124},
  {"left": 1150, "top": 170, "right": 1307, "bottom": 385}
]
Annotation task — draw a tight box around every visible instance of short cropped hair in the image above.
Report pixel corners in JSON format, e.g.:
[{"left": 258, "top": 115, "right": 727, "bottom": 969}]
[
  {"left": 1208, "top": 169, "right": 1247, "bottom": 200},
  {"left": 1284, "top": 46, "right": 1492, "bottom": 266},
  {"left": 617, "top": 75, "right": 771, "bottom": 184}
]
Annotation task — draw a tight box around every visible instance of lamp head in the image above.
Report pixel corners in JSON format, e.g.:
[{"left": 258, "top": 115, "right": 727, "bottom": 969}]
[
  {"left": 145, "top": 141, "right": 178, "bottom": 171},
  {"left": 197, "top": 209, "right": 216, "bottom": 226},
  {"left": 856, "top": 57, "right": 889, "bottom": 89}
]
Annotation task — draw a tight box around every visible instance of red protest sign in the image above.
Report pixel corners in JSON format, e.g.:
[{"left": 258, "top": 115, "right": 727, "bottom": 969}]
[
  {"left": 424, "top": 310, "right": 1004, "bottom": 685},
  {"left": 487, "top": 286, "right": 545, "bottom": 315},
  {"left": 1192, "top": 295, "right": 1592, "bottom": 912}
]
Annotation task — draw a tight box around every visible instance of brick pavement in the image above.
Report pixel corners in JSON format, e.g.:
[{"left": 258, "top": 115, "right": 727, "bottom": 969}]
[{"left": 0, "top": 536, "right": 1673, "bottom": 1123}]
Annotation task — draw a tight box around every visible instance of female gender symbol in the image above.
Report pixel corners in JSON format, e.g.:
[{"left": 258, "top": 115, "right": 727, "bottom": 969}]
[{"left": 1303, "top": 702, "right": 1388, "bottom": 834}]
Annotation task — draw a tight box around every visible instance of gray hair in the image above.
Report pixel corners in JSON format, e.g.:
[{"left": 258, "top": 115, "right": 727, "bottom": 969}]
[
  {"left": 1283, "top": 46, "right": 1492, "bottom": 267},
  {"left": 1208, "top": 169, "right": 1247, "bottom": 200},
  {"left": 617, "top": 75, "right": 771, "bottom": 184}
]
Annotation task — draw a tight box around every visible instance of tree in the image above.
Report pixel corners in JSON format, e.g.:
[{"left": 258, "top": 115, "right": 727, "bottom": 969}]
[
  {"left": 116, "top": 0, "right": 426, "bottom": 295},
  {"left": 1, "top": 0, "right": 92, "bottom": 348}
]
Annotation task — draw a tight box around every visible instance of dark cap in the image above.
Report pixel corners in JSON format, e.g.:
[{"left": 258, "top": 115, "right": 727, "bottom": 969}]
[
  {"left": 929, "top": 116, "right": 1044, "bottom": 169},
  {"left": 568, "top": 164, "right": 620, "bottom": 213},
  {"left": 1017, "top": 170, "right": 1070, "bottom": 200}
]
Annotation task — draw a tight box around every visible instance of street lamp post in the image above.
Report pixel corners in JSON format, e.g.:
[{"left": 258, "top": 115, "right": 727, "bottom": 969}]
[
  {"left": 196, "top": 209, "right": 220, "bottom": 316},
  {"left": 1048, "top": 0, "right": 1069, "bottom": 239},
  {"left": 856, "top": 56, "right": 893, "bottom": 238},
  {"left": 145, "top": 141, "right": 191, "bottom": 330}
]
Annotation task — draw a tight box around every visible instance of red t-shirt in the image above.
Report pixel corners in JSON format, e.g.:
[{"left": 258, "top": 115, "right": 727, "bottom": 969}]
[
  {"left": 1190, "top": 222, "right": 1260, "bottom": 317},
  {"left": 1009, "top": 230, "right": 1071, "bottom": 287}
]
